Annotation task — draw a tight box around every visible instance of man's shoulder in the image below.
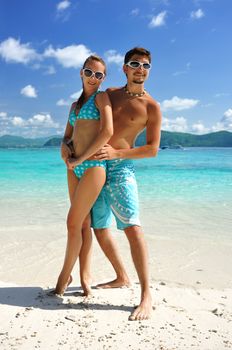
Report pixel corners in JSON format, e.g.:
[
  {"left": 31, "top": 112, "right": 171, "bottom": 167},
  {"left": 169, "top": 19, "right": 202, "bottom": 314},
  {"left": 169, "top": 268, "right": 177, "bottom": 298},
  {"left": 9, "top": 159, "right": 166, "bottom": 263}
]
[
  {"left": 70, "top": 101, "right": 77, "bottom": 112},
  {"left": 145, "top": 94, "right": 160, "bottom": 109},
  {"left": 71, "top": 100, "right": 77, "bottom": 107},
  {"left": 106, "top": 87, "right": 123, "bottom": 94},
  {"left": 144, "top": 94, "right": 161, "bottom": 119}
]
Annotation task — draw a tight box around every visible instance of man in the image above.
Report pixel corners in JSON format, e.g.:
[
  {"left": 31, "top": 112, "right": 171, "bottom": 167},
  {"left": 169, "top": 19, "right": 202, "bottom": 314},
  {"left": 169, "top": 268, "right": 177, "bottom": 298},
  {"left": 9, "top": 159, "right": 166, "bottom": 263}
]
[{"left": 91, "top": 47, "right": 162, "bottom": 321}]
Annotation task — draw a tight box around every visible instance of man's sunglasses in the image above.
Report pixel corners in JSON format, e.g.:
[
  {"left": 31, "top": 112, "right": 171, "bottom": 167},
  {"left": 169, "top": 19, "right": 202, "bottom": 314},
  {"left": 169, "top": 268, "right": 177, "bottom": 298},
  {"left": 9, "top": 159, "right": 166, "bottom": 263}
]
[
  {"left": 83, "top": 68, "right": 105, "bottom": 80},
  {"left": 126, "top": 61, "right": 151, "bottom": 70}
]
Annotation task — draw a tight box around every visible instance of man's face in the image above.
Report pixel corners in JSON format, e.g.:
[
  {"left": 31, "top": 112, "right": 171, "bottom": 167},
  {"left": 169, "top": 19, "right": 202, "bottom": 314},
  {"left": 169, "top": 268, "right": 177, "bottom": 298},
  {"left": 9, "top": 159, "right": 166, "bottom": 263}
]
[{"left": 123, "top": 54, "right": 151, "bottom": 84}]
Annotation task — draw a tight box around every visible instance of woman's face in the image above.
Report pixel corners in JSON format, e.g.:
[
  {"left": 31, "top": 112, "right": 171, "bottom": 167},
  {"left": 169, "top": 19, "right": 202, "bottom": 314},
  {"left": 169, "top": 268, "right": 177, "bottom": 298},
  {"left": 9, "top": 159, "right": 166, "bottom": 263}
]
[{"left": 81, "top": 60, "right": 105, "bottom": 90}]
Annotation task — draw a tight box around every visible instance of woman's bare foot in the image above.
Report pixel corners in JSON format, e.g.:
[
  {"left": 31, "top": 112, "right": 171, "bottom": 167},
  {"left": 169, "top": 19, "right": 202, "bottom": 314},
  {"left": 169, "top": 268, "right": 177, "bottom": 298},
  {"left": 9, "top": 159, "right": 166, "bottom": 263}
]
[
  {"left": 128, "top": 293, "right": 152, "bottom": 321},
  {"left": 96, "top": 277, "right": 131, "bottom": 289},
  {"left": 48, "top": 275, "right": 73, "bottom": 296},
  {"left": 81, "top": 278, "right": 93, "bottom": 299}
]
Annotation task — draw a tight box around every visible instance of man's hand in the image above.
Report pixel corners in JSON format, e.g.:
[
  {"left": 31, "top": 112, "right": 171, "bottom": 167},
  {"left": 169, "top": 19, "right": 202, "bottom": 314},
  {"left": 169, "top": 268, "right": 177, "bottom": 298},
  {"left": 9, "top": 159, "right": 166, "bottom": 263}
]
[
  {"left": 66, "top": 157, "right": 82, "bottom": 170},
  {"left": 94, "top": 144, "right": 119, "bottom": 160}
]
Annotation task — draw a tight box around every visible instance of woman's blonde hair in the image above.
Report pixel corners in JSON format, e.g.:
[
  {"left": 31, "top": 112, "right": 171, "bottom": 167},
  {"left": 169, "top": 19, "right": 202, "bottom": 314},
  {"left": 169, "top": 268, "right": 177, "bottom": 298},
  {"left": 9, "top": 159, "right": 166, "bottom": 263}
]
[{"left": 75, "top": 55, "right": 106, "bottom": 110}]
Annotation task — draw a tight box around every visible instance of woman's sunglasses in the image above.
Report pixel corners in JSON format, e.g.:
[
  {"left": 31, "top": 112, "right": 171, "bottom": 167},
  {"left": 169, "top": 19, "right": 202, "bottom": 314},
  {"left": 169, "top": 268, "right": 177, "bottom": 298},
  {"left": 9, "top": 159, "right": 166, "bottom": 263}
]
[
  {"left": 83, "top": 68, "right": 105, "bottom": 80},
  {"left": 126, "top": 61, "right": 151, "bottom": 70}
]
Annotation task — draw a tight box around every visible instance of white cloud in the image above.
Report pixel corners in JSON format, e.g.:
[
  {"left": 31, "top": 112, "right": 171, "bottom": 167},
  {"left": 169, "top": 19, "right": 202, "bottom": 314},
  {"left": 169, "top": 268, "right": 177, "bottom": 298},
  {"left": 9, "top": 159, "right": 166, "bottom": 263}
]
[
  {"left": 210, "top": 109, "right": 232, "bottom": 132},
  {"left": 10, "top": 114, "right": 59, "bottom": 128},
  {"left": 191, "top": 121, "right": 209, "bottom": 134},
  {"left": 0, "top": 37, "right": 39, "bottom": 64},
  {"left": 162, "top": 116, "right": 188, "bottom": 132},
  {"left": 57, "top": 0, "right": 71, "bottom": 11},
  {"left": 213, "top": 109, "right": 232, "bottom": 131},
  {"left": 20, "top": 85, "right": 38, "bottom": 98},
  {"left": 31, "top": 63, "right": 41, "bottom": 70},
  {"left": 130, "top": 8, "right": 139, "bottom": 16},
  {"left": 191, "top": 109, "right": 232, "bottom": 134},
  {"left": 224, "top": 108, "right": 232, "bottom": 118},
  {"left": 172, "top": 70, "right": 187, "bottom": 77},
  {"left": 105, "top": 50, "right": 124, "bottom": 65},
  {"left": 149, "top": 11, "right": 167, "bottom": 28},
  {"left": 193, "top": 0, "right": 213, "bottom": 3},
  {"left": 44, "top": 44, "right": 92, "bottom": 68},
  {"left": 202, "top": 103, "right": 213, "bottom": 108},
  {"left": 161, "top": 96, "right": 199, "bottom": 111},
  {"left": 44, "top": 65, "right": 56, "bottom": 75},
  {"left": 12, "top": 116, "right": 26, "bottom": 126},
  {"left": 70, "top": 90, "right": 82, "bottom": 99},
  {"left": 214, "top": 92, "right": 230, "bottom": 98},
  {"left": 57, "top": 90, "right": 82, "bottom": 107},
  {"left": 0, "top": 112, "right": 7, "bottom": 119},
  {"left": 28, "top": 114, "right": 59, "bottom": 128},
  {"left": 57, "top": 99, "right": 70, "bottom": 106},
  {"left": 173, "top": 62, "right": 191, "bottom": 76},
  {"left": 211, "top": 122, "right": 225, "bottom": 132},
  {"left": 190, "top": 9, "right": 205, "bottom": 20}
]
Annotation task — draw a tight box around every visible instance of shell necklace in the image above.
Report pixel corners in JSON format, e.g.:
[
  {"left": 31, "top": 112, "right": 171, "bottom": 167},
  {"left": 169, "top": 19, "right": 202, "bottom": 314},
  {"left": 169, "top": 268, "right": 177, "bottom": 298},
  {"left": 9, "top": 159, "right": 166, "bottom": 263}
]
[{"left": 124, "top": 85, "right": 146, "bottom": 97}]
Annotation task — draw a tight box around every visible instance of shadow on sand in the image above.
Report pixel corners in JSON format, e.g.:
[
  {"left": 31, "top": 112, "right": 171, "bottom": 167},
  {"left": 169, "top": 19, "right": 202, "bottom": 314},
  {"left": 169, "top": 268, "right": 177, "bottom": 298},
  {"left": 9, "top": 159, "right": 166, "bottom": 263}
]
[{"left": 0, "top": 286, "right": 134, "bottom": 314}]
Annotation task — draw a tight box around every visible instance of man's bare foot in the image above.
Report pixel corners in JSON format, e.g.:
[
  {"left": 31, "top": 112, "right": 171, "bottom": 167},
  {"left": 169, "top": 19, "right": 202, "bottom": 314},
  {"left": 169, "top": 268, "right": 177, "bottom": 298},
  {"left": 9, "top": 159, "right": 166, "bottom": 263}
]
[
  {"left": 129, "top": 294, "right": 152, "bottom": 321},
  {"left": 96, "top": 277, "right": 131, "bottom": 289},
  {"left": 48, "top": 275, "right": 73, "bottom": 296}
]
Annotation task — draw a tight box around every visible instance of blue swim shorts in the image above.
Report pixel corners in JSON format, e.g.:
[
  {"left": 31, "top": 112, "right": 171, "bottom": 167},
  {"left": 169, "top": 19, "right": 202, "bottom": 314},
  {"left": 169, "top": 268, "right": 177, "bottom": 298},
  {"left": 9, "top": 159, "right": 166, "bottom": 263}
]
[
  {"left": 73, "top": 159, "right": 106, "bottom": 179},
  {"left": 91, "top": 159, "right": 141, "bottom": 230}
]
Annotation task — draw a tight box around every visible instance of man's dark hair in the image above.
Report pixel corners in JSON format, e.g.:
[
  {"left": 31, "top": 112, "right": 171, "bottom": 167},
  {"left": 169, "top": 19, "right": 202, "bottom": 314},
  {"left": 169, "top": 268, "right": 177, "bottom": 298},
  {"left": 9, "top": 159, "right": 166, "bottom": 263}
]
[{"left": 124, "top": 47, "right": 151, "bottom": 64}]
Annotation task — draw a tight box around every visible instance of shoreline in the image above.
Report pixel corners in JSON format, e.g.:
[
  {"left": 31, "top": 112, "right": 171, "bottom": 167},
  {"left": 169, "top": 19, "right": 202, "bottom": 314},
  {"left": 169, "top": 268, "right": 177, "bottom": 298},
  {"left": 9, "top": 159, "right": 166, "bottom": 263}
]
[{"left": 1, "top": 226, "right": 232, "bottom": 290}]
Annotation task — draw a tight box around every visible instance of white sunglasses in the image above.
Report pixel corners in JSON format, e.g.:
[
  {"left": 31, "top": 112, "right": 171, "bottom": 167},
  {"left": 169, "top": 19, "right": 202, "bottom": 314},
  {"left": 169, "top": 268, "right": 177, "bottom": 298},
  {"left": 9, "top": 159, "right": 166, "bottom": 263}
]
[{"left": 126, "top": 61, "right": 151, "bottom": 70}]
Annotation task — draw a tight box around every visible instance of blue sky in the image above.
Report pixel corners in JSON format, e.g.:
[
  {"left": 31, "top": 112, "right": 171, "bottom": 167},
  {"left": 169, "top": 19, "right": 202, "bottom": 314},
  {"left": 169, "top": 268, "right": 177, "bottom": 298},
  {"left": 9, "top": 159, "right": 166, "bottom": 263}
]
[{"left": 0, "top": 0, "right": 231, "bottom": 137}]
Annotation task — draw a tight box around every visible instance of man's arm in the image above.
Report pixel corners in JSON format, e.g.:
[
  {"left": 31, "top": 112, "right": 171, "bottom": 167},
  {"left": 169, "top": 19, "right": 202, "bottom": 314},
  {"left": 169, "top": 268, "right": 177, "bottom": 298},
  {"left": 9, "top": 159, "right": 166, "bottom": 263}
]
[
  {"left": 60, "top": 103, "right": 75, "bottom": 162},
  {"left": 95, "top": 101, "right": 162, "bottom": 160}
]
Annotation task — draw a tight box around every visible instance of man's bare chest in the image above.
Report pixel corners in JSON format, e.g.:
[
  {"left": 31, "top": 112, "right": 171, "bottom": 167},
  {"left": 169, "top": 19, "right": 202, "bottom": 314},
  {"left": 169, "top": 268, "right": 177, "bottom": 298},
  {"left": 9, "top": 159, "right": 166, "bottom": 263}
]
[{"left": 112, "top": 99, "right": 148, "bottom": 125}]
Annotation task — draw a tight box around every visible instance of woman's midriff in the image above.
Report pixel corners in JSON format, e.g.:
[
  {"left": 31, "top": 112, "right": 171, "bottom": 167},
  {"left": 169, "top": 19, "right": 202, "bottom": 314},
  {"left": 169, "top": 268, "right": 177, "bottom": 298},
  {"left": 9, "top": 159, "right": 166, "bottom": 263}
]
[{"left": 72, "top": 119, "right": 100, "bottom": 158}]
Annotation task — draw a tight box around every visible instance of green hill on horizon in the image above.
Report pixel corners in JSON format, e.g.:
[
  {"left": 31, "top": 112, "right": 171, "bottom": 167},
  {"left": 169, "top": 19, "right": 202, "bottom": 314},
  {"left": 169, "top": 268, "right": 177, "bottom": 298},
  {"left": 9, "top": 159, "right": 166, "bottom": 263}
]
[
  {"left": 0, "top": 131, "right": 232, "bottom": 148},
  {"left": 0, "top": 135, "right": 60, "bottom": 148},
  {"left": 136, "top": 130, "right": 232, "bottom": 148}
]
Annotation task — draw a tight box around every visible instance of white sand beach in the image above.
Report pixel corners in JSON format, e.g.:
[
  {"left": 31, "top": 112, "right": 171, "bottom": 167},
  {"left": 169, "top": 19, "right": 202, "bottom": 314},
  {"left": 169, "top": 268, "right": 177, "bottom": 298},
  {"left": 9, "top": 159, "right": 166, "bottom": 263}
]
[{"left": 1, "top": 223, "right": 232, "bottom": 350}]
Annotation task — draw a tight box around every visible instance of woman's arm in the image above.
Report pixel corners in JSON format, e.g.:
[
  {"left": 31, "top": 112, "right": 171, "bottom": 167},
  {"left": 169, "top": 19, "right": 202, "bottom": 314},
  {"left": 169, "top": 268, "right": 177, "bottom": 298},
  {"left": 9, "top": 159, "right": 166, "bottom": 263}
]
[{"left": 67, "top": 92, "right": 113, "bottom": 168}]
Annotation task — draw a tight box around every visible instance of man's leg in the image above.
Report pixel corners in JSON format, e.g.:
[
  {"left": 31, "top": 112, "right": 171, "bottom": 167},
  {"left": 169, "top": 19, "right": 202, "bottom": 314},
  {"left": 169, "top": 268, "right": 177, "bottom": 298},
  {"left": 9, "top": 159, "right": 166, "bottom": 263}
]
[
  {"left": 79, "top": 214, "right": 93, "bottom": 298},
  {"left": 124, "top": 225, "right": 152, "bottom": 321},
  {"left": 91, "top": 178, "right": 130, "bottom": 289},
  {"left": 94, "top": 228, "right": 130, "bottom": 288}
]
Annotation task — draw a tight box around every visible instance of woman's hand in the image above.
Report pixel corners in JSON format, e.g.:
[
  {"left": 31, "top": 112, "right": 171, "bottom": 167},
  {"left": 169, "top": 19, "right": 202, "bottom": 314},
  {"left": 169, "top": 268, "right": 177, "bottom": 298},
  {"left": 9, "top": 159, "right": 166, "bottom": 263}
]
[
  {"left": 66, "top": 157, "right": 82, "bottom": 170},
  {"left": 61, "top": 142, "right": 72, "bottom": 164}
]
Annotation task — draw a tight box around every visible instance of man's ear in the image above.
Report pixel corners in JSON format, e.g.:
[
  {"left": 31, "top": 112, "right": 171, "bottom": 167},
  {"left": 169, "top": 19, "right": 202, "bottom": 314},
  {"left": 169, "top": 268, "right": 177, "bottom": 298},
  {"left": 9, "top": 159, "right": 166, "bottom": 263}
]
[{"left": 80, "top": 69, "right": 83, "bottom": 78}]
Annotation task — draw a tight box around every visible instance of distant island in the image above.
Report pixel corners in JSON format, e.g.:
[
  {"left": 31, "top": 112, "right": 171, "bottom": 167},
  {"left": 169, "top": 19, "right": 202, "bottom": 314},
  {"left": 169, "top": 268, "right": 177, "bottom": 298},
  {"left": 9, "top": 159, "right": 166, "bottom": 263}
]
[
  {"left": 0, "top": 130, "right": 232, "bottom": 148},
  {"left": 136, "top": 130, "right": 232, "bottom": 148}
]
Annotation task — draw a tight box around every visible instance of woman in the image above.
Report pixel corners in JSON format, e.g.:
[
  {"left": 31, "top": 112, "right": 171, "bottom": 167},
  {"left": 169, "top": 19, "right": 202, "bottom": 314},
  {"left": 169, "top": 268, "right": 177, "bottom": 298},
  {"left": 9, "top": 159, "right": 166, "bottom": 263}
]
[{"left": 54, "top": 55, "right": 113, "bottom": 297}]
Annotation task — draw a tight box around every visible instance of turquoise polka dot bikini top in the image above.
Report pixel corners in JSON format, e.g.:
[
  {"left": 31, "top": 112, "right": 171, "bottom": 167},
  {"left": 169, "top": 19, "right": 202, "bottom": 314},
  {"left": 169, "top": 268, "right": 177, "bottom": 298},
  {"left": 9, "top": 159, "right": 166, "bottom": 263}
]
[{"left": 69, "top": 91, "right": 101, "bottom": 126}]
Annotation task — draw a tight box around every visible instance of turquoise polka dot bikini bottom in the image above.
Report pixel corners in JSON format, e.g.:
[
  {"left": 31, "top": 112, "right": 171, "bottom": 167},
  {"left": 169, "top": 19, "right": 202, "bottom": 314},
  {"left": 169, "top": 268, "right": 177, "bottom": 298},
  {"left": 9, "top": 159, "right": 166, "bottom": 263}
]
[{"left": 73, "top": 159, "right": 106, "bottom": 179}]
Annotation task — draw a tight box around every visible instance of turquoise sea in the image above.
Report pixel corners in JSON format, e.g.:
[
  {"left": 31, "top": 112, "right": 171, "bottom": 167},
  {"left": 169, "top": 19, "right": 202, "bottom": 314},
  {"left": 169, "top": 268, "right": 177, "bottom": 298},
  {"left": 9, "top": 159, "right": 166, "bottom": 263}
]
[{"left": 0, "top": 148, "right": 231, "bottom": 241}]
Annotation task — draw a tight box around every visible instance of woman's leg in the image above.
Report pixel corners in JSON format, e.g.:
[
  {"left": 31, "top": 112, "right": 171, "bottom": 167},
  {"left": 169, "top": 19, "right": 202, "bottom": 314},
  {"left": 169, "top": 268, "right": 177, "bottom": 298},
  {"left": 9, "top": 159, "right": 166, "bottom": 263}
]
[
  {"left": 55, "top": 167, "right": 106, "bottom": 294},
  {"left": 68, "top": 170, "right": 93, "bottom": 297},
  {"left": 65, "top": 170, "right": 79, "bottom": 288}
]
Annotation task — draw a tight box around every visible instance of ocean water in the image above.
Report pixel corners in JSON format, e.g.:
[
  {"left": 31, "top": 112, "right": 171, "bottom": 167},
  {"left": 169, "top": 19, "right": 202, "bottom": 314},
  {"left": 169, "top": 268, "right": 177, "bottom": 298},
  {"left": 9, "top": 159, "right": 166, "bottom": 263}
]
[{"left": 0, "top": 147, "right": 231, "bottom": 240}]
